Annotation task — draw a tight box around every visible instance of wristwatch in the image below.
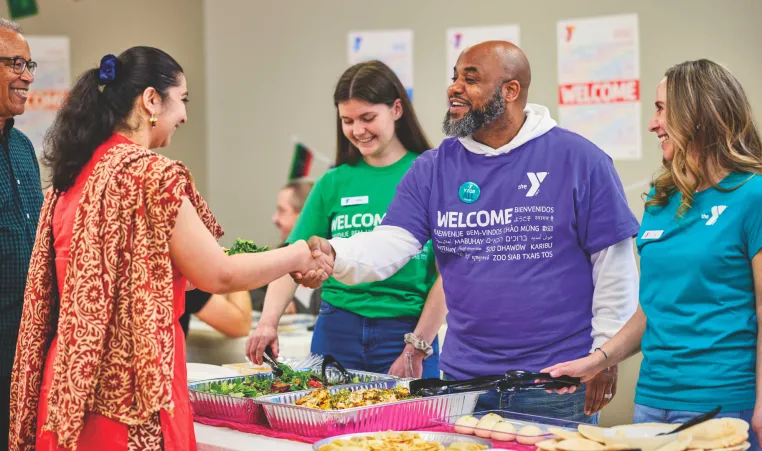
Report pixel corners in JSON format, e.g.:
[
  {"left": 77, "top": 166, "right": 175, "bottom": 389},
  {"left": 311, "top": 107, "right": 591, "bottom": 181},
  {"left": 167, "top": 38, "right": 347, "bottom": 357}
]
[{"left": 404, "top": 333, "right": 434, "bottom": 358}]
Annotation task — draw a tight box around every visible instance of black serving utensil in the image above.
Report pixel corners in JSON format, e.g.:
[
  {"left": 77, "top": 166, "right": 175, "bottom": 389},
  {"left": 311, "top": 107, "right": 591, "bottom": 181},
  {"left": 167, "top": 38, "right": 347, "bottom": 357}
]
[
  {"left": 321, "top": 354, "right": 353, "bottom": 385},
  {"left": 408, "top": 370, "right": 581, "bottom": 398},
  {"left": 657, "top": 406, "right": 721, "bottom": 436},
  {"left": 262, "top": 346, "right": 284, "bottom": 378},
  {"left": 498, "top": 370, "right": 581, "bottom": 392},
  {"left": 409, "top": 375, "right": 505, "bottom": 397}
]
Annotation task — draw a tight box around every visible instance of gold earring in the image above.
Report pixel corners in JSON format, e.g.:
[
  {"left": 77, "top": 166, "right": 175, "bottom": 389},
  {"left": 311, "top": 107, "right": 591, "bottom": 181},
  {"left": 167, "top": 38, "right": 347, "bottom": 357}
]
[{"left": 149, "top": 113, "right": 158, "bottom": 127}]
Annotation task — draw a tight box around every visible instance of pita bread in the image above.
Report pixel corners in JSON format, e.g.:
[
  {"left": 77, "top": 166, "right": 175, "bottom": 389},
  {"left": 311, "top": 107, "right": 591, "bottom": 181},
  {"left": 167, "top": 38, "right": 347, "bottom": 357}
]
[
  {"left": 653, "top": 431, "right": 693, "bottom": 451},
  {"left": 578, "top": 425, "right": 606, "bottom": 444},
  {"left": 556, "top": 438, "right": 607, "bottom": 451},
  {"left": 691, "top": 431, "right": 749, "bottom": 450},
  {"left": 687, "top": 419, "right": 739, "bottom": 441},
  {"left": 537, "top": 439, "right": 560, "bottom": 451},
  {"left": 709, "top": 442, "right": 751, "bottom": 451},
  {"left": 549, "top": 427, "right": 585, "bottom": 441}
]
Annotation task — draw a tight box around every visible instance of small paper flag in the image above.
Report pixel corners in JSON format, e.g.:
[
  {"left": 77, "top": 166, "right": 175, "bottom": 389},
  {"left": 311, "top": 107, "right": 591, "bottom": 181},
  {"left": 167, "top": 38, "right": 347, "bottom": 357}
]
[
  {"left": 8, "top": 0, "right": 38, "bottom": 19},
  {"left": 289, "top": 142, "right": 314, "bottom": 180}
]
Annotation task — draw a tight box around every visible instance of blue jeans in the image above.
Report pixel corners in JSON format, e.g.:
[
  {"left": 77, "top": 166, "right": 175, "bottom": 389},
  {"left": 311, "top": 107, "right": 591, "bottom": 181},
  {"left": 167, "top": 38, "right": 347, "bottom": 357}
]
[
  {"left": 443, "top": 372, "right": 598, "bottom": 424},
  {"left": 310, "top": 301, "right": 440, "bottom": 378},
  {"left": 634, "top": 404, "right": 759, "bottom": 451}
]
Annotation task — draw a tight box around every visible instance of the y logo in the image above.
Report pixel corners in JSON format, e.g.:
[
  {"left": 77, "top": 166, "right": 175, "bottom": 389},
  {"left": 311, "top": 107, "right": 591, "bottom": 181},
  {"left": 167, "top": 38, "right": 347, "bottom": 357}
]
[
  {"left": 454, "top": 33, "right": 463, "bottom": 49},
  {"left": 526, "top": 172, "right": 548, "bottom": 197},
  {"left": 565, "top": 25, "right": 576, "bottom": 42},
  {"left": 705, "top": 205, "right": 727, "bottom": 226},
  {"left": 353, "top": 37, "right": 362, "bottom": 52}
]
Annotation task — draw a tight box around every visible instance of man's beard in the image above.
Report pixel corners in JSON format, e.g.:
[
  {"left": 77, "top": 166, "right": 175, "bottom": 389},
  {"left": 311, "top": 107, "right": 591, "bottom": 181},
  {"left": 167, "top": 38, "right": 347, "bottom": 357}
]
[{"left": 442, "top": 88, "right": 506, "bottom": 137}]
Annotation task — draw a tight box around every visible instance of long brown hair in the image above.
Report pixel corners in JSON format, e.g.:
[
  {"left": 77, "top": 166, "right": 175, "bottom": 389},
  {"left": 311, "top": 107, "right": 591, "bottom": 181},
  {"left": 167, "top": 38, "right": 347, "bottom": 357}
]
[
  {"left": 646, "top": 59, "right": 762, "bottom": 216},
  {"left": 333, "top": 60, "right": 431, "bottom": 166}
]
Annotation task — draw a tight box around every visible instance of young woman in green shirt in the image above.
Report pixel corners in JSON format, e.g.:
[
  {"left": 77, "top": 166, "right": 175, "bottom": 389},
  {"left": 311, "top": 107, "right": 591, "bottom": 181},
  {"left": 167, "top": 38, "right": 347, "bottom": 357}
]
[{"left": 246, "top": 60, "right": 444, "bottom": 378}]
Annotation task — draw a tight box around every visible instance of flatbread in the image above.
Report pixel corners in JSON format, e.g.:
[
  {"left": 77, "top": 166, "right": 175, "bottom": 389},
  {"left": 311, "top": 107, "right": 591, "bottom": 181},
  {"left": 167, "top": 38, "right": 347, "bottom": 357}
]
[
  {"left": 654, "top": 431, "right": 693, "bottom": 451},
  {"left": 549, "top": 427, "right": 585, "bottom": 441},
  {"left": 687, "top": 419, "right": 739, "bottom": 441},
  {"left": 603, "top": 446, "right": 635, "bottom": 451},
  {"left": 577, "top": 425, "right": 606, "bottom": 444},
  {"left": 710, "top": 442, "right": 751, "bottom": 451},
  {"left": 690, "top": 431, "right": 749, "bottom": 450},
  {"left": 536, "top": 439, "right": 560, "bottom": 451},
  {"left": 723, "top": 418, "right": 750, "bottom": 434},
  {"left": 556, "top": 438, "right": 607, "bottom": 451}
]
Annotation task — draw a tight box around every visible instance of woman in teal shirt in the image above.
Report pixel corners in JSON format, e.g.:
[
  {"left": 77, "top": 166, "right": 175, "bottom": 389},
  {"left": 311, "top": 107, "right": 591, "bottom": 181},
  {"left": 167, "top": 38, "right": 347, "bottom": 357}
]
[{"left": 543, "top": 59, "right": 761, "bottom": 450}]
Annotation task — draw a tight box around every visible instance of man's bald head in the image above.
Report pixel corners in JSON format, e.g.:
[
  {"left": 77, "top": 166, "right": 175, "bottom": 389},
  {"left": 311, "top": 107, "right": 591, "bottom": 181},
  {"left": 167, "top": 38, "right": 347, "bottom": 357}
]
[
  {"left": 458, "top": 41, "right": 531, "bottom": 102},
  {"left": 444, "top": 41, "right": 532, "bottom": 139}
]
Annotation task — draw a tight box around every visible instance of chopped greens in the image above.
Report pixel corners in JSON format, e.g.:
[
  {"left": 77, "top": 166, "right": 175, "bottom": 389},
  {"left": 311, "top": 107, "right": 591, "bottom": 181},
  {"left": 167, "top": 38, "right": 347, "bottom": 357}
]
[
  {"left": 196, "top": 364, "right": 373, "bottom": 399},
  {"left": 223, "top": 238, "right": 270, "bottom": 256}
]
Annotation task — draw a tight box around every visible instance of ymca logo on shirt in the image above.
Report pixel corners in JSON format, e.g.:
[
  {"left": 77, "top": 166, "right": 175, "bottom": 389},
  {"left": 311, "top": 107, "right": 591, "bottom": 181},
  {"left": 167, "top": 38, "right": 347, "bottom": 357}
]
[
  {"left": 518, "top": 172, "right": 548, "bottom": 197},
  {"left": 341, "top": 196, "right": 369, "bottom": 206},
  {"left": 701, "top": 205, "right": 727, "bottom": 226}
]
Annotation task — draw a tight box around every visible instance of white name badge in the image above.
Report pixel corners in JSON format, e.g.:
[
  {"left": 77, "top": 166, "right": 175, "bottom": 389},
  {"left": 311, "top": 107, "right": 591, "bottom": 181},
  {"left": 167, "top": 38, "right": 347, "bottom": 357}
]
[
  {"left": 641, "top": 230, "right": 664, "bottom": 240},
  {"left": 341, "top": 196, "right": 368, "bottom": 206}
]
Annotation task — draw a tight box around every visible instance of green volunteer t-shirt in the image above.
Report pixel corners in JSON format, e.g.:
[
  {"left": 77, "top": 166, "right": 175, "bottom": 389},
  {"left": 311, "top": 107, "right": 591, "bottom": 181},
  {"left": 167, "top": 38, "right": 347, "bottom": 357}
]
[{"left": 287, "top": 151, "right": 437, "bottom": 318}]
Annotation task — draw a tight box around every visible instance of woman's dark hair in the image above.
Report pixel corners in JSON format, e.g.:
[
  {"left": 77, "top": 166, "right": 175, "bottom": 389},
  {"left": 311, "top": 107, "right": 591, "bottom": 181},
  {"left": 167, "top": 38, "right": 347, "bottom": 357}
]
[
  {"left": 43, "top": 46, "right": 184, "bottom": 191},
  {"left": 333, "top": 60, "right": 431, "bottom": 166}
]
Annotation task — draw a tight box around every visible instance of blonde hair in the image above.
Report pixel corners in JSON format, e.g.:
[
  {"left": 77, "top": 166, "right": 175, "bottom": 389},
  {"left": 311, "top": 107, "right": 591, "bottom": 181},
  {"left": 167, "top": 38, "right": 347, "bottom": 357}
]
[{"left": 646, "top": 59, "right": 762, "bottom": 216}]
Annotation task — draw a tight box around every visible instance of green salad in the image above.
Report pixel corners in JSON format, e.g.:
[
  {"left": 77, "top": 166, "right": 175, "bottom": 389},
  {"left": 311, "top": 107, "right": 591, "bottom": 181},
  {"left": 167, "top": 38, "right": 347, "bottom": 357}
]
[
  {"left": 196, "top": 364, "right": 372, "bottom": 399},
  {"left": 223, "top": 238, "right": 270, "bottom": 255}
]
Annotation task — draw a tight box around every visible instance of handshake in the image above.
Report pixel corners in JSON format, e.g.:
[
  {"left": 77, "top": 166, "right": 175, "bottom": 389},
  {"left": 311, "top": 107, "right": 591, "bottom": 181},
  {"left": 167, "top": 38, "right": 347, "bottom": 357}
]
[{"left": 292, "top": 237, "right": 336, "bottom": 288}]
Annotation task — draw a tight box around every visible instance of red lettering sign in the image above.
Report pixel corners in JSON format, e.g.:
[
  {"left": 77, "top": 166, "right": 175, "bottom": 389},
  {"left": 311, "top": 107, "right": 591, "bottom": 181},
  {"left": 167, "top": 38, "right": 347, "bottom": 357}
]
[{"left": 558, "top": 80, "right": 639, "bottom": 105}]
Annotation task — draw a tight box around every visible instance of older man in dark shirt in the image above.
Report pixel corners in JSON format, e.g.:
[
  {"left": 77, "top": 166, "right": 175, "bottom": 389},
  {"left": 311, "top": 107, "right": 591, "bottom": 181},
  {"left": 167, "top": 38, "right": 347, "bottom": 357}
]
[{"left": 0, "top": 18, "right": 43, "bottom": 447}]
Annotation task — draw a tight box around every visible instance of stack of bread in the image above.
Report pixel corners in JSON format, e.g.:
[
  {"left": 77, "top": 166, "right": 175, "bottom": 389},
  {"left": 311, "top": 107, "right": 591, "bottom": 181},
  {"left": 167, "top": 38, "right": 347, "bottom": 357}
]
[{"left": 535, "top": 418, "right": 750, "bottom": 451}]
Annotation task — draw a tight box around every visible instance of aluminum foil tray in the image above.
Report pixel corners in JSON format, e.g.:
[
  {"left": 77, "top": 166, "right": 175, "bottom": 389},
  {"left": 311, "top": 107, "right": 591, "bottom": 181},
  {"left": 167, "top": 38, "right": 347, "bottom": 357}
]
[
  {"left": 257, "top": 380, "right": 485, "bottom": 437},
  {"left": 312, "top": 431, "right": 493, "bottom": 450},
  {"left": 188, "top": 368, "right": 396, "bottom": 425}
]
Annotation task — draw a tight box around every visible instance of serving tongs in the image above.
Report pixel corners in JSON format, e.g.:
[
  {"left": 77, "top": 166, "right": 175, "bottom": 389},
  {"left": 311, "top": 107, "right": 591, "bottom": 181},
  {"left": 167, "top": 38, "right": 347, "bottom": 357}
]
[
  {"left": 262, "top": 346, "right": 284, "bottom": 378},
  {"left": 320, "top": 354, "right": 354, "bottom": 385},
  {"left": 498, "top": 370, "right": 581, "bottom": 392},
  {"left": 409, "top": 370, "right": 580, "bottom": 397}
]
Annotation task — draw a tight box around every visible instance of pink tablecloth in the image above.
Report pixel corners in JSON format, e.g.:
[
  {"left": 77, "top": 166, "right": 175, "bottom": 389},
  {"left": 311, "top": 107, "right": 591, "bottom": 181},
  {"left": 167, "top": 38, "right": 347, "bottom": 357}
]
[{"left": 194, "top": 415, "right": 537, "bottom": 450}]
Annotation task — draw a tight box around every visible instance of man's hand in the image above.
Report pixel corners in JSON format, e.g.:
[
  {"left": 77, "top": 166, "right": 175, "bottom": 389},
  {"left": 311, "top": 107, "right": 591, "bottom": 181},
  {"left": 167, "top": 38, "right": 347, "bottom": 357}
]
[
  {"left": 388, "top": 344, "right": 424, "bottom": 378},
  {"left": 292, "top": 236, "right": 335, "bottom": 288},
  {"left": 584, "top": 364, "right": 618, "bottom": 416}
]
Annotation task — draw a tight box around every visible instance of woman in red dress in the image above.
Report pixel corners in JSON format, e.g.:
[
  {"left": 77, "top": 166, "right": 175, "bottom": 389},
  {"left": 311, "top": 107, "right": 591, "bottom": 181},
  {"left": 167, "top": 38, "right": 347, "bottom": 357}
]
[{"left": 9, "top": 47, "right": 332, "bottom": 451}]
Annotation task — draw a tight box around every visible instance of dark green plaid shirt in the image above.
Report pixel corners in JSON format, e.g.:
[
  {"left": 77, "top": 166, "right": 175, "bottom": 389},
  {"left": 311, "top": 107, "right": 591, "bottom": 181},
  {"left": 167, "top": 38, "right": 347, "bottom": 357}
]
[{"left": 0, "top": 118, "right": 43, "bottom": 376}]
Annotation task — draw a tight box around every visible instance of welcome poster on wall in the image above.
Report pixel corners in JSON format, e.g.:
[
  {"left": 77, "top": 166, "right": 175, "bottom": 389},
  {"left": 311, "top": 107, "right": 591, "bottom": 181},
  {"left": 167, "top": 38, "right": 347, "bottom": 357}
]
[{"left": 557, "top": 14, "right": 641, "bottom": 160}]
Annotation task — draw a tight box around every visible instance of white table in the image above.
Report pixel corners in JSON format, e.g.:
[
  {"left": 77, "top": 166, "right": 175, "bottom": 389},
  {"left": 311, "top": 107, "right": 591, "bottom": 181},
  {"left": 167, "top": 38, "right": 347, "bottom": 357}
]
[{"left": 195, "top": 423, "right": 312, "bottom": 451}]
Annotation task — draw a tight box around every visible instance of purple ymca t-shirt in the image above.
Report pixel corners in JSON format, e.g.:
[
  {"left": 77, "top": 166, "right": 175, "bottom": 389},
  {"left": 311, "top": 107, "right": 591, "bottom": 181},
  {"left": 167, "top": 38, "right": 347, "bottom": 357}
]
[{"left": 383, "top": 128, "right": 640, "bottom": 379}]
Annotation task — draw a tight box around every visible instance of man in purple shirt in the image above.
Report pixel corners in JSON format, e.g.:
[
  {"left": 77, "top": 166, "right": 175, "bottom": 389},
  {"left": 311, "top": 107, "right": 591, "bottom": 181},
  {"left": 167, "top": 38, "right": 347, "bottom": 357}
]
[{"left": 296, "top": 41, "right": 639, "bottom": 423}]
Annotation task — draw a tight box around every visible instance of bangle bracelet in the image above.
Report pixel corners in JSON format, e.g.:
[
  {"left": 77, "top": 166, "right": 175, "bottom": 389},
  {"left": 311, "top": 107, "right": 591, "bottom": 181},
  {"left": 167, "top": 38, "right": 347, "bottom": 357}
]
[{"left": 594, "top": 347, "right": 609, "bottom": 360}]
